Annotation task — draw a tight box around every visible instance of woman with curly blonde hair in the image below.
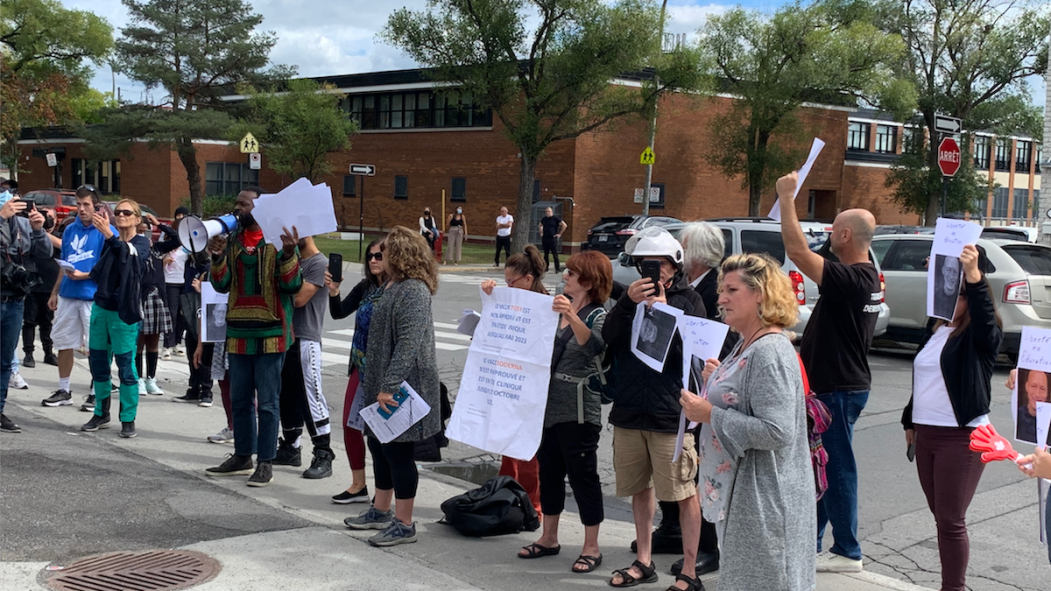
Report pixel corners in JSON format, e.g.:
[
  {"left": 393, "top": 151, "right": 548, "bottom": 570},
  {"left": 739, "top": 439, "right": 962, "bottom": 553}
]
[
  {"left": 678, "top": 253, "right": 816, "bottom": 591},
  {"left": 343, "top": 226, "right": 440, "bottom": 547}
]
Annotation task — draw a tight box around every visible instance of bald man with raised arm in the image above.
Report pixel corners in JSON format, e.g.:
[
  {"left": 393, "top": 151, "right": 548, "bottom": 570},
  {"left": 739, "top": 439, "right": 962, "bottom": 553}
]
[{"left": 778, "top": 171, "right": 880, "bottom": 574}]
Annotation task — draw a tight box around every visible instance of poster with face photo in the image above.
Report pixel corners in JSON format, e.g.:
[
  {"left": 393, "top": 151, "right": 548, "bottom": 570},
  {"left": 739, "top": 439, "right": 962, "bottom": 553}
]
[
  {"left": 928, "top": 254, "right": 962, "bottom": 321},
  {"left": 631, "top": 301, "right": 683, "bottom": 373},
  {"left": 201, "top": 283, "right": 229, "bottom": 343},
  {"left": 1013, "top": 327, "right": 1051, "bottom": 446}
]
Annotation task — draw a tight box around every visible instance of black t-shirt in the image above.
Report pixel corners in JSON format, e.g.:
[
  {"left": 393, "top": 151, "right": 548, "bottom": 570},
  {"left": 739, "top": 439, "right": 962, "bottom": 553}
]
[
  {"left": 800, "top": 259, "right": 881, "bottom": 392},
  {"left": 540, "top": 216, "right": 562, "bottom": 239}
]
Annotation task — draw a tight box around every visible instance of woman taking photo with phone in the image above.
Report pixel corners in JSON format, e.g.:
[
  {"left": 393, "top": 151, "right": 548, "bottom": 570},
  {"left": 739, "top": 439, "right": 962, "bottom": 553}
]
[{"left": 901, "top": 244, "right": 1002, "bottom": 591}]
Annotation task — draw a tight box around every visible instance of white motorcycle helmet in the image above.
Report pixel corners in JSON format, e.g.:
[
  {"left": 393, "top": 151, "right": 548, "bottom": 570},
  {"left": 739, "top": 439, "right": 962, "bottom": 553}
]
[{"left": 624, "top": 226, "right": 685, "bottom": 270}]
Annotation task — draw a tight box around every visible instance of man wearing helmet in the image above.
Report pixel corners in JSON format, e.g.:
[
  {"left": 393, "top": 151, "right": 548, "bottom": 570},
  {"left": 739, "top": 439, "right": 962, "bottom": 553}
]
[{"left": 602, "top": 227, "right": 707, "bottom": 591}]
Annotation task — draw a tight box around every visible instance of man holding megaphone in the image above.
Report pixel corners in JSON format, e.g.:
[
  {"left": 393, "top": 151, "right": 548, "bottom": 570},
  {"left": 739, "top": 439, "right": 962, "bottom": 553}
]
[{"left": 203, "top": 187, "right": 303, "bottom": 488}]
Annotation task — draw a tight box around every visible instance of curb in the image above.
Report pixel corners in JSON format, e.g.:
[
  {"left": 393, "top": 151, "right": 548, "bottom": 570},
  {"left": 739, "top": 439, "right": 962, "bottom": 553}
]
[{"left": 843, "top": 571, "right": 934, "bottom": 591}]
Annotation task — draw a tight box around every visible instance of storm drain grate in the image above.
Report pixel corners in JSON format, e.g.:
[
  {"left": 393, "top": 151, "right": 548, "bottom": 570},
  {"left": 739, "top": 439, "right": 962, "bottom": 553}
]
[{"left": 45, "top": 550, "right": 221, "bottom": 591}]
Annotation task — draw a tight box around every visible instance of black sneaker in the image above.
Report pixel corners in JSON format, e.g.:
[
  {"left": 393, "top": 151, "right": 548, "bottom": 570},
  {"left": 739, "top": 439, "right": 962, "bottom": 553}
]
[
  {"left": 303, "top": 448, "right": 335, "bottom": 479},
  {"left": 247, "top": 461, "right": 273, "bottom": 487},
  {"left": 172, "top": 390, "right": 201, "bottom": 403},
  {"left": 80, "top": 395, "right": 95, "bottom": 412},
  {"left": 119, "top": 421, "right": 137, "bottom": 438},
  {"left": 22, "top": 353, "right": 35, "bottom": 368},
  {"left": 0, "top": 413, "right": 22, "bottom": 434},
  {"left": 198, "top": 394, "right": 213, "bottom": 408},
  {"left": 42, "top": 389, "right": 72, "bottom": 407},
  {"left": 206, "top": 454, "right": 253, "bottom": 476},
  {"left": 111, "top": 382, "right": 119, "bottom": 393},
  {"left": 81, "top": 414, "right": 111, "bottom": 432},
  {"left": 332, "top": 486, "right": 370, "bottom": 504},
  {"left": 273, "top": 438, "right": 302, "bottom": 467},
  {"left": 43, "top": 351, "right": 58, "bottom": 366}
]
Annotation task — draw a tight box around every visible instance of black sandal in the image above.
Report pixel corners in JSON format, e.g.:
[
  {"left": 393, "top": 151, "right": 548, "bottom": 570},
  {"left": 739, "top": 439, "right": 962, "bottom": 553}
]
[
  {"left": 609, "top": 560, "right": 658, "bottom": 587},
  {"left": 666, "top": 573, "right": 703, "bottom": 591},
  {"left": 572, "top": 554, "right": 603, "bottom": 573},
  {"left": 518, "top": 542, "right": 561, "bottom": 559}
]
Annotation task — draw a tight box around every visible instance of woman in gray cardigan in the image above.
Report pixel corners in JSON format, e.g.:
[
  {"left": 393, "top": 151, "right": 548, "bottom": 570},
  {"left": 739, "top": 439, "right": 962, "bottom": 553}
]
[
  {"left": 343, "top": 226, "right": 440, "bottom": 547},
  {"left": 680, "top": 253, "right": 816, "bottom": 591}
]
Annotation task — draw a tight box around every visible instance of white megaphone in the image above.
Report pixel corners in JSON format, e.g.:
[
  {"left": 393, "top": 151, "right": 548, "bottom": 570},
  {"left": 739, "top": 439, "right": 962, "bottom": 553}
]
[{"left": 178, "top": 213, "right": 240, "bottom": 254}]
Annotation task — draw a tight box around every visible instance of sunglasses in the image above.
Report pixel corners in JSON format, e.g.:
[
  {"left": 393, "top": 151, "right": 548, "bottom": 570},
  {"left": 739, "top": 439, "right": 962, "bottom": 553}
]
[
  {"left": 77, "top": 184, "right": 97, "bottom": 193},
  {"left": 114, "top": 209, "right": 138, "bottom": 217},
  {"left": 366, "top": 252, "right": 383, "bottom": 261}
]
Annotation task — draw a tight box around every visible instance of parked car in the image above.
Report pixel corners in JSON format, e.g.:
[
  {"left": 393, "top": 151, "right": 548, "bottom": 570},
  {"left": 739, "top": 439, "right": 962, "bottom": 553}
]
[
  {"left": 581, "top": 214, "right": 682, "bottom": 256},
  {"left": 872, "top": 234, "right": 1051, "bottom": 361},
  {"left": 980, "top": 226, "right": 1037, "bottom": 243},
  {"left": 99, "top": 201, "right": 170, "bottom": 242},
  {"left": 572, "top": 217, "right": 889, "bottom": 337},
  {"left": 22, "top": 189, "right": 78, "bottom": 222},
  {"left": 875, "top": 225, "right": 935, "bottom": 236}
]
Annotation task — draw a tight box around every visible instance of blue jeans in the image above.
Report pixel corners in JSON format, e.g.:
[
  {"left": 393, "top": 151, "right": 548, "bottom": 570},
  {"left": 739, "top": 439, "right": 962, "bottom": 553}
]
[
  {"left": 816, "top": 389, "right": 869, "bottom": 560},
  {"left": 228, "top": 352, "right": 285, "bottom": 462},
  {"left": 1, "top": 299, "right": 25, "bottom": 414}
]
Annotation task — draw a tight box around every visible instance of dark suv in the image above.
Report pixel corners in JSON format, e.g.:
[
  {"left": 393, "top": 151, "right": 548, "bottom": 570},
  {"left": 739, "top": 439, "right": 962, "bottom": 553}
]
[{"left": 582, "top": 214, "right": 682, "bottom": 256}]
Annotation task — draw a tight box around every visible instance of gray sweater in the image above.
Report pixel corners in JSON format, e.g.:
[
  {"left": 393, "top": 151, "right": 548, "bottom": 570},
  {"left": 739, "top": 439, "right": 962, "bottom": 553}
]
[
  {"left": 362, "top": 278, "right": 441, "bottom": 443},
  {"left": 546, "top": 311, "right": 605, "bottom": 428}
]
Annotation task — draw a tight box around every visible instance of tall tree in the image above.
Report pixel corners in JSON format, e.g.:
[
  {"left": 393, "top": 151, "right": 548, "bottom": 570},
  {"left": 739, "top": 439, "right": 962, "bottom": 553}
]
[
  {"left": 234, "top": 79, "right": 358, "bottom": 183},
  {"left": 383, "top": 0, "right": 706, "bottom": 252},
  {"left": 86, "top": 0, "right": 288, "bottom": 214},
  {"left": 880, "top": 0, "right": 1049, "bottom": 223},
  {"left": 698, "top": 0, "right": 914, "bottom": 216},
  {"left": 0, "top": 0, "right": 113, "bottom": 173}
]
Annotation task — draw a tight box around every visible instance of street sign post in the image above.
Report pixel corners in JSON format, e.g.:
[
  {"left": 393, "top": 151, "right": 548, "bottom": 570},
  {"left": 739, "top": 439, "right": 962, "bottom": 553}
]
[
  {"left": 239, "top": 133, "right": 259, "bottom": 154},
  {"left": 248, "top": 152, "right": 261, "bottom": 170},
  {"left": 640, "top": 147, "right": 655, "bottom": 166},
  {"left": 348, "top": 164, "right": 377, "bottom": 259},
  {"left": 937, "top": 137, "right": 961, "bottom": 217},
  {"left": 934, "top": 114, "right": 962, "bottom": 135}
]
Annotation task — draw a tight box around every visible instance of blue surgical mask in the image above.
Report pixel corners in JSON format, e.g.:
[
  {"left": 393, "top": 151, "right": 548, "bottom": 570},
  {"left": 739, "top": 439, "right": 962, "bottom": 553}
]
[
  {"left": 456, "top": 208, "right": 462, "bottom": 214},
  {"left": 0, "top": 190, "right": 11, "bottom": 206}
]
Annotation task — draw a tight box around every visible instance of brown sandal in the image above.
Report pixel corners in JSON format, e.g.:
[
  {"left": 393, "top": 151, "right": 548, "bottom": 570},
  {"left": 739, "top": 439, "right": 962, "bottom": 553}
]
[
  {"left": 573, "top": 554, "right": 602, "bottom": 573},
  {"left": 609, "top": 560, "right": 658, "bottom": 587}
]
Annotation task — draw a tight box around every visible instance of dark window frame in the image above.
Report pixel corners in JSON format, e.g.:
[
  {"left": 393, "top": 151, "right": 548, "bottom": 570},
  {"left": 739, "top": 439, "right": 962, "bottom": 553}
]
[
  {"left": 348, "top": 89, "right": 493, "bottom": 131},
  {"left": 342, "top": 175, "right": 357, "bottom": 197},
  {"left": 874, "top": 124, "right": 896, "bottom": 154},
  {"left": 973, "top": 135, "right": 991, "bottom": 169},
  {"left": 451, "top": 177, "right": 466, "bottom": 202},
  {"left": 1016, "top": 140, "right": 1032, "bottom": 172},
  {"left": 205, "top": 162, "right": 260, "bottom": 197},
  {"left": 847, "top": 122, "right": 869, "bottom": 151},
  {"left": 394, "top": 175, "right": 408, "bottom": 200},
  {"left": 994, "top": 139, "right": 1011, "bottom": 172}
]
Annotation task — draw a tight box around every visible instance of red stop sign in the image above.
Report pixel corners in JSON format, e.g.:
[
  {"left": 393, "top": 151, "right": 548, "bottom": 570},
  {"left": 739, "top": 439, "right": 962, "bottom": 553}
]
[{"left": 938, "top": 137, "right": 961, "bottom": 177}]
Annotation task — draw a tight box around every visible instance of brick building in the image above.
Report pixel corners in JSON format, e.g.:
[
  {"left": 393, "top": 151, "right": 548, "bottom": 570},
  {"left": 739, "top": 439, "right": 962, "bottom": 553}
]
[{"left": 16, "top": 67, "right": 1041, "bottom": 246}]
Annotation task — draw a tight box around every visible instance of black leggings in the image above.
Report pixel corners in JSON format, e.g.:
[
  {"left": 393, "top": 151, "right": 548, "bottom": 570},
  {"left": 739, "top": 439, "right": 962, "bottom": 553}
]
[
  {"left": 367, "top": 436, "right": 418, "bottom": 499},
  {"left": 537, "top": 422, "right": 604, "bottom": 526},
  {"left": 542, "top": 237, "right": 560, "bottom": 271}
]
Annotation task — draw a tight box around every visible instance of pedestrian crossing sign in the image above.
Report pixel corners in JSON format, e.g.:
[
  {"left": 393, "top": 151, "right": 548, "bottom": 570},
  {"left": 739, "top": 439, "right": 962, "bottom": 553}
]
[
  {"left": 239, "top": 133, "right": 259, "bottom": 154},
  {"left": 640, "top": 147, "right": 655, "bottom": 165}
]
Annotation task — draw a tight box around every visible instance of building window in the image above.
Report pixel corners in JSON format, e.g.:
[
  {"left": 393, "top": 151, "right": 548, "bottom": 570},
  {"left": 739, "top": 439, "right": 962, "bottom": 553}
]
[
  {"left": 994, "top": 139, "right": 1011, "bottom": 172},
  {"left": 394, "top": 175, "right": 408, "bottom": 200},
  {"left": 1013, "top": 188, "right": 1029, "bottom": 219},
  {"left": 973, "top": 135, "right": 991, "bottom": 169},
  {"left": 1036, "top": 146, "right": 1042, "bottom": 174},
  {"left": 71, "top": 159, "right": 121, "bottom": 194},
  {"left": 451, "top": 177, "right": 466, "bottom": 202},
  {"left": 902, "top": 126, "right": 923, "bottom": 151},
  {"left": 342, "top": 175, "right": 356, "bottom": 197},
  {"left": 346, "top": 89, "right": 492, "bottom": 131},
  {"left": 533, "top": 179, "right": 542, "bottom": 203},
  {"left": 1033, "top": 190, "right": 1041, "bottom": 219},
  {"left": 874, "top": 125, "right": 896, "bottom": 153},
  {"left": 991, "top": 187, "right": 1009, "bottom": 218},
  {"left": 205, "top": 162, "right": 260, "bottom": 197},
  {"left": 1016, "top": 140, "right": 1032, "bottom": 172},
  {"left": 972, "top": 195, "right": 987, "bottom": 219},
  {"left": 847, "top": 122, "right": 869, "bottom": 151}
]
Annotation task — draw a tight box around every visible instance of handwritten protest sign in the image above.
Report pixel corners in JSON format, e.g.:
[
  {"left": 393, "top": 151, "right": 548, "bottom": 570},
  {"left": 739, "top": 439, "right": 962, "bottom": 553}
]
[
  {"left": 927, "top": 218, "right": 982, "bottom": 321},
  {"left": 1012, "top": 328, "right": 1051, "bottom": 446},
  {"left": 930, "top": 218, "right": 983, "bottom": 257},
  {"left": 446, "top": 287, "right": 559, "bottom": 460},
  {"left": 674, "top": 317, "right": 730, "bottom": 462}
]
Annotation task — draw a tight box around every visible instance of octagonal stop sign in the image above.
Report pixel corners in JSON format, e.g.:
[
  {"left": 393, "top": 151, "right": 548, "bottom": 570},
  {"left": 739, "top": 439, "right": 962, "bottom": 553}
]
[{"left": 938, "top": 137, "right": 961, "bottom": 177}]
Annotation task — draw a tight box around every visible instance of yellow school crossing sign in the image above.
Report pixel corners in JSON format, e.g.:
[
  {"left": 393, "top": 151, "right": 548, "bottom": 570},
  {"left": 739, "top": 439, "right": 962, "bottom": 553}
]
[
  {"left": 239, "top": 132, "right": 259, "bottom": 154},
  {"left": 640, "top": 147, "right": 655, "bottom": 165}
]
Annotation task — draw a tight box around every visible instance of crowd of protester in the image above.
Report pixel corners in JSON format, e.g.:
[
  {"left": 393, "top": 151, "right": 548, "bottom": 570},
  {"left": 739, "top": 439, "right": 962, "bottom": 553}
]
[{"left": 2, "top": 176, "right": 1049, "bottom": 591}]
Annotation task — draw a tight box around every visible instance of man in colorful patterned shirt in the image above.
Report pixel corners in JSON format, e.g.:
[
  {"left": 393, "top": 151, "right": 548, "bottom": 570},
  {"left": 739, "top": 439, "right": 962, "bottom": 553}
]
[{"left": 204, "top": 187, "right": 302, "bottom": 487}]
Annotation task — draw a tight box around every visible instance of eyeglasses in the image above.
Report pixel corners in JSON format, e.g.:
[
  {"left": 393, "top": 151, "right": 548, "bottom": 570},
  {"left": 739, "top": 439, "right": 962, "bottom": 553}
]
[
  {"left": 113, "top": 209, "right": 138, "bottom": 217},
  {"left": 366, "top": 252, "right": 383, "bottom": 261},
  {"left": 506, "top": 275, "right": 528, "bottom": 287},
  {"left": 564, "top": 269, "right": 578, "bottom": 278}
]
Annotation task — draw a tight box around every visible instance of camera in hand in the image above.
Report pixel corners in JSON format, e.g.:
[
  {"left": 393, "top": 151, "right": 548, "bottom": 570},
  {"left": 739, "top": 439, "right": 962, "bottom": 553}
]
[
  {"left": 0, "top": 262, "right": 41, "bottom": 297},
  {"left": 16, "top": 198, "right": 36, "bottom": 217}
]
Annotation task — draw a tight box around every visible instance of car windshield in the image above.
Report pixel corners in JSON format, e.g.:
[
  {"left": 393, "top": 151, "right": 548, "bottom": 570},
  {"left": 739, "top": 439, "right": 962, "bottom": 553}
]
[{"left": 1003, "top": 246, "right": 1051, "bottom": 275}]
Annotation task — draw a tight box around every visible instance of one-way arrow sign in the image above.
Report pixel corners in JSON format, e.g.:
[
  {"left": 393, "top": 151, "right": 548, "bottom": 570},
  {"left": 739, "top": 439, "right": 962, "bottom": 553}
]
[
  {"left": 934, "top": 114, "right": 962, "bottom": 134},
  {"left": 349, "top": 164, "right": 376, "bottom": 176}
]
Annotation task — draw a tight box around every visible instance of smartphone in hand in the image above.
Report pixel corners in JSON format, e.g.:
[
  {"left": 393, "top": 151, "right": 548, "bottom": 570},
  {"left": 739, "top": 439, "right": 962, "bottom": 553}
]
[
  {"left": 328, "top": 252, "right": 343, "bottom": 283},
  {"left": 906, "top": 440, "right": 916, "bottom": 462},
  {"left": 640, "top": 259, "right": 661, "bottom": 290}
]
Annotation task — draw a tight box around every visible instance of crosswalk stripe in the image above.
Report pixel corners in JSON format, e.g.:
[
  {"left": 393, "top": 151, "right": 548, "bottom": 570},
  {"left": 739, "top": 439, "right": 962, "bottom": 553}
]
[{"left": 434, "top": 321, "right": 462, "bottom": 330}]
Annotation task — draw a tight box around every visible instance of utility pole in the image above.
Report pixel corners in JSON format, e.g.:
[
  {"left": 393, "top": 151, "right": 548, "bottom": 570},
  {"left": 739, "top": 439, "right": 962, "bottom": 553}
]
[{"left": 641, "top": 0, "right": 668, "bottom": 216}]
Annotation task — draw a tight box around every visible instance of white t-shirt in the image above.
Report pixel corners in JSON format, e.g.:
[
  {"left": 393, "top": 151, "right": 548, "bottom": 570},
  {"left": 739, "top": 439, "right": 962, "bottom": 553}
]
[
  {"left": 912, "top": 325, "right": 989, "bottom": 428},
  {"left": 496, "top": 214, "right": 513, "bottom": 237},
  {"left": 164, "top": 248, "right": 189, "bottom": 284}
]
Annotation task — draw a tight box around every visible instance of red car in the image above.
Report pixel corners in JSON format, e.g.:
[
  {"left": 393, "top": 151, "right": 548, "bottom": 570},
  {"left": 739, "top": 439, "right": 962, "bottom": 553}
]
[{"left": 22, "top": 189, "right": 78, "bottom": 222}]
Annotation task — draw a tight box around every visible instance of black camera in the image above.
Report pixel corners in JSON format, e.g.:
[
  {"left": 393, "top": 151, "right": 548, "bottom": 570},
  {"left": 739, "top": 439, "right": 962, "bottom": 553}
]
[
  {"left": 0, "top": 262, "right": 41, "bottom": 298},
  {"left": 16, "top": 198, "right": 36, "bottom": 218}
]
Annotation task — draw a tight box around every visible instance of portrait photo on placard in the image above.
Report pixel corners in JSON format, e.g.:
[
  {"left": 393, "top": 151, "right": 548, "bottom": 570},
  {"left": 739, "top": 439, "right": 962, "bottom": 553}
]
[
  {"left": 635, "top": 304, "right": 677, "bottom": 365},
  {"left": 929, "top": 254, "right": 962, "bottom": 321},
  {"left": 1015, "top": 368, "right": 1051, "bottom": 446},
  {"left": 203, "top": 302, "right": 228, "bottom": 343}
]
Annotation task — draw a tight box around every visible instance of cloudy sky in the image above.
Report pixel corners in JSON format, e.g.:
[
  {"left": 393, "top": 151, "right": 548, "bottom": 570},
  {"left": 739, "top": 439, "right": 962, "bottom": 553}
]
[{"left": 66, "top": 0, "right": 1045, "bottom": 108}]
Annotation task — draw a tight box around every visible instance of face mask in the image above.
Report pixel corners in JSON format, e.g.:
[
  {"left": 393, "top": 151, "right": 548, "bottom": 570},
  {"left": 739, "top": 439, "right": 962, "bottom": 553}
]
[
  {"left": 0, "top": 191, "right": 10, "bottom": 206},
  {"left": 456, "top": 208, "right": 462, "bottom": 214}
]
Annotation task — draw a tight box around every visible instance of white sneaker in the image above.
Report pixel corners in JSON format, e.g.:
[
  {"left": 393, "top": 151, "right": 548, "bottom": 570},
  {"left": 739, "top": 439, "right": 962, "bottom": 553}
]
[
  {"left": 161, "top": 348, "right": 172, "bottom": 361},
  {"left": 144, "top": 378, "right": 164, "bottom": 395},
  {"left": 138, "top": 378, "right": 147, "bottom": 396},
  {"left": 815, "top": 552, "right": 863, "bottom": 573},
  {"left": 208, "top": 427, "right": 234, "bottom": 444},
  {"left": 9, "top": 372, "right": 28, "bottom": 390},
  {"left": 173, "top": 347, "right": 185, "bottom": 357}
]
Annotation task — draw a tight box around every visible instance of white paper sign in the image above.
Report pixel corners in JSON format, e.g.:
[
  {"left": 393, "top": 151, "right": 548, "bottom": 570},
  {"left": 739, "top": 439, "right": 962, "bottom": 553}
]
[
  {"left": 1018, "top": 326, "right": 1051, "bottom": 374},
  {"left": 359, "top": 381, "right": 431, "bottom": 444},
  {"left": 457, "top": 309, "right": 481, "bottom": 337},
  {"left": 446, "top": 287, "right": 560, "bottom": 460},
  {"left": 201, "top": 283, "right": 228, "bottom": 343},
  {"left": 631, "top": 302, "right": 684, "bottom": 373},
  {"left": 253, "top": 179, "right": 338, "bottom": 245},
  {"left": 931, "top": 218, "right": 983, "bottom": 257},
  {"left": 1037, "top": 402, "right": 1051, "bottom": 449},
  {"left": 345, "top": 380, "right": 366, "bottom": 432},
  {"left": 674, "top": 316, "right": 730, "bottom": 462},
  {"left": 768, "top": 138, "right": 825, "bottom": 221}
]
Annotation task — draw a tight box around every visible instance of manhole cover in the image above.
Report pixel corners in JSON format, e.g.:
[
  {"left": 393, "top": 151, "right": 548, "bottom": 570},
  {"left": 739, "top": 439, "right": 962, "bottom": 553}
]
[{"left": 45, "top": 549, "right": 221, "bottom": 591}]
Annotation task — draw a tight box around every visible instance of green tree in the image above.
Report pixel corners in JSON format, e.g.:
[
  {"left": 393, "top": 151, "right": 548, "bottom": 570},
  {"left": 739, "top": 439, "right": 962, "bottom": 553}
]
[
  {"left": 85, "top": 0, "right": 289, "bottom": 215},
  {"left": 0, "top": 0, "right": 113, "bottom": 172},
  {"left": 879, "top": 0, "right": 1049, "bottom": 222},
  {"left": 383, "top": 0, "right": 706, "bottom": 252},
  {"left": 234, "top": 79, "right": 358, "bottom": 183},
  {"left": 698, "top": 0, "right": 914, "bottom": 216}
]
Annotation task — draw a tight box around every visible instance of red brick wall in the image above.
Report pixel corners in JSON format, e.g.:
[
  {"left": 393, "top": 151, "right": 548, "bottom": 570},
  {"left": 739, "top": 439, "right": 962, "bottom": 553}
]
[{"left": 840, "top": 164, "right": 921, "bottom": 225}]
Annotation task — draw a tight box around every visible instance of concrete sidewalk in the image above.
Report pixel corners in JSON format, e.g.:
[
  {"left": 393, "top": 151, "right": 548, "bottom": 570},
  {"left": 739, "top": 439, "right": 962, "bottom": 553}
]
[{"left": 0, "top": 353, "right": 932, "bottom": 591}]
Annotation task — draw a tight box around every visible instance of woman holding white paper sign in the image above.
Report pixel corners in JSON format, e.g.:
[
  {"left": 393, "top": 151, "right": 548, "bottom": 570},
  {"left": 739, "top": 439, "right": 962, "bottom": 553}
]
[
  {"left": 344, "top": 227, "right": 439, "bottom": 547},
  {"left": 901, "top": 244, "right": 1002, "bottom": 591},
  {"left": 678, "top": 253, "right": 815, "bottom": 591}
]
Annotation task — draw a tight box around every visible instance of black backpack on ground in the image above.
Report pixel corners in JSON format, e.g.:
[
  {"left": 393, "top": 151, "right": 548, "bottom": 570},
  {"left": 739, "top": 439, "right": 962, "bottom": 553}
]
[{"left": 439, "top": 476, "right": 540, "bottom": 537}]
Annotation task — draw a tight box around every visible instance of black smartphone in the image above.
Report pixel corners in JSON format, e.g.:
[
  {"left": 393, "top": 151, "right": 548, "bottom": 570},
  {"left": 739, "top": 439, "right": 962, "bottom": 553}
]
[
  {"left": 17, "top": 198, "right": 35, "bottom": 217},
  {"left": 906, "top": 440, "right": 916, "bottom": 462},
  {"left": 640, "top": 259, "right": 662, "bottom": 290},
  {"left": 328, "top": 252, "right": 343, "bottom": 283}
]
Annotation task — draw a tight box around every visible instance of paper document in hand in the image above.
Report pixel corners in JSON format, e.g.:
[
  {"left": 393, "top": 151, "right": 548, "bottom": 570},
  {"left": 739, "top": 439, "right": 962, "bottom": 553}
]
[
  {"left": 359, "top": 382, "right": 431, "bottom": 444},
  {"left": 768, "top": 138, "right": 825, "bottom": 221},
  {"left": 58, "top": 259, "right": 76, "bottom": 272},
  {"left": 253, "top": 180, "right": 338, "bottom": 245},
  {"left": 631, "top": 302, "right": 683, "bottom": 373},
  {"left": 446, "top": 287, "right": 559, "bottom": 460},
  {"left": 200, "top": 283, "right": 229, "bottom": 343},
  {"left": 457, "top": 309, "right": 481, "bottom": 336}
]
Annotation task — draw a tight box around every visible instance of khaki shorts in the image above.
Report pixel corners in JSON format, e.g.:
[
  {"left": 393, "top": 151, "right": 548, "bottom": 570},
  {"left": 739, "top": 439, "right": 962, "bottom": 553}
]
[
  {"left": 613, "top": 426, "right": 698, "bottom": 502},
  {"left": 52, "top": 297, "right": 93, "bottom": 351}
]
